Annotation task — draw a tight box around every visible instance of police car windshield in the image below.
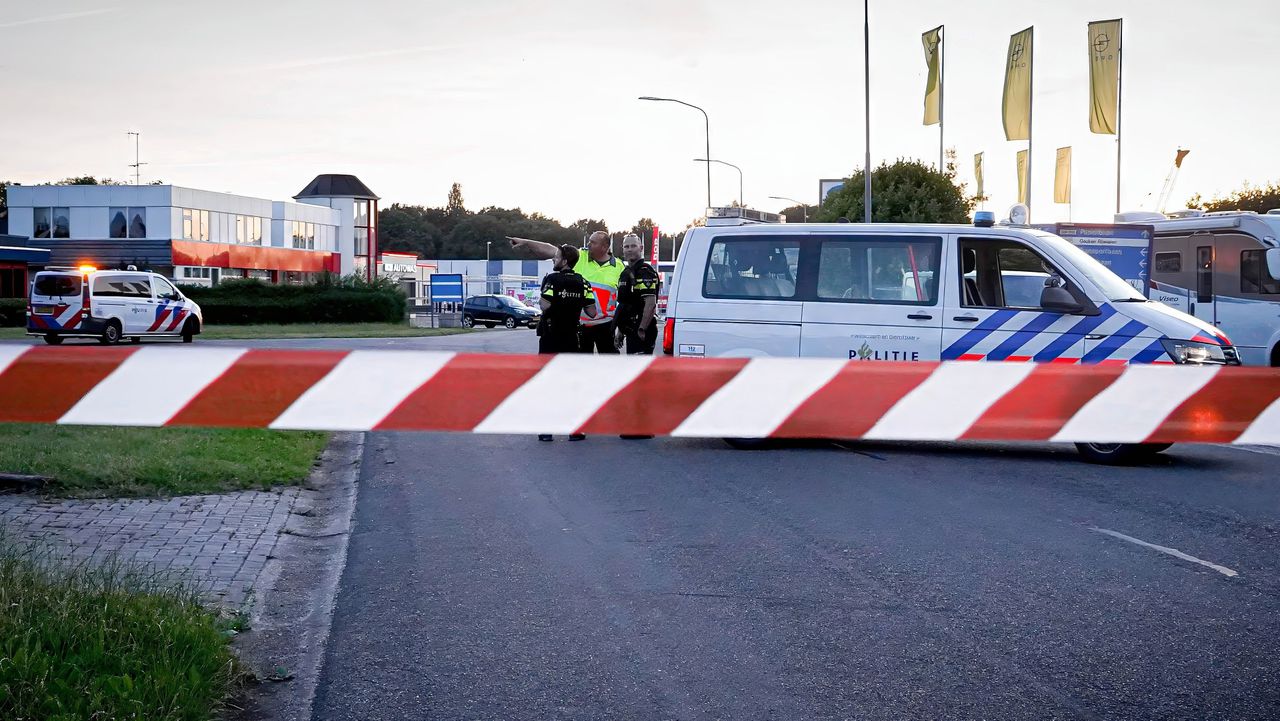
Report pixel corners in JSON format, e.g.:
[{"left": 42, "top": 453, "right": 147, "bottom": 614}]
[{"left": 1036, "top": 233, "right": 1146, "bottom": 301}]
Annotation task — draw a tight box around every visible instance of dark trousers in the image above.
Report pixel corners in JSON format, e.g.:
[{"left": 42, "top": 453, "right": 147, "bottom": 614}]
[
  {"left": 578, "top": 321, "right": 619, "bottom": 354},
  {"left": 624, "top": 323, "right": 656, "bottom": 355},
  {"left": 539, "top": 330, "right": 580, "bottom": 355}
]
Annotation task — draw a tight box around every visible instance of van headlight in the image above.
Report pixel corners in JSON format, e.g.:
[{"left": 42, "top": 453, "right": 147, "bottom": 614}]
[{"left": 1159, "top": 338, "right": 1229, "bottom": 365}]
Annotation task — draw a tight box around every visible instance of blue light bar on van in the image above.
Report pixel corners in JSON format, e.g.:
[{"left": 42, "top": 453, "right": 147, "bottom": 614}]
[{"left": 974, "top": 211, "right": 995, "bottom": 228}]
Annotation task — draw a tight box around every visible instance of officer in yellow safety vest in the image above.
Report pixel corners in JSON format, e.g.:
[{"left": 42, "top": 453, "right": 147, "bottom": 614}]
[{"left": 508, "top": 230, "right": 624, "bottom": 354}]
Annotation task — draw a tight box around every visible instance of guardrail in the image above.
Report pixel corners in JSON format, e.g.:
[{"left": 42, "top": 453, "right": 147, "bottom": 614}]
[{"left": 0, "top": 346, "right": 1276, "bottom": 444}]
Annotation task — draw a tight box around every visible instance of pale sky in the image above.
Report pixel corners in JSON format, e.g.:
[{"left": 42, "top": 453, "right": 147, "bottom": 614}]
[{"left": 3, "top": 0, "right": 1278, "bottom": 233}]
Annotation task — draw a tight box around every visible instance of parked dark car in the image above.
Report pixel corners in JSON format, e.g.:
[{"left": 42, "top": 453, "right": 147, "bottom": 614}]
[{"left": 461, "top": 294, "right": 541, "bottom": 329}]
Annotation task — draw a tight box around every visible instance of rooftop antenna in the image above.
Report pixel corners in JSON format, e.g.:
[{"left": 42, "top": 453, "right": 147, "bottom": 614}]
[{"left": 127, "top": 131, "right": 147, "bottom": 185}]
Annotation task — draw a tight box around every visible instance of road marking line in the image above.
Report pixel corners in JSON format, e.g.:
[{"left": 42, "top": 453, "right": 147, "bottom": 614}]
[{"left": 1089, "top": 527, "right": 1239, "bottom": 578}]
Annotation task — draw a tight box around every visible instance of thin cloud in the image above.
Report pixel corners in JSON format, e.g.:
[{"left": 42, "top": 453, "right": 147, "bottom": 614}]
[
  {"left": 258, "top": 45, "right": 458, "bottom": 72},
  {"left": 0, "top": 8, "right": 117, "bottom": 30}
]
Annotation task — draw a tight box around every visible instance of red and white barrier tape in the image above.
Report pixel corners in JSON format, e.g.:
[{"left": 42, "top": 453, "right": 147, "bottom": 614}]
[{"left": 1, "top": 346, "right": 1278, "bottom": 444}]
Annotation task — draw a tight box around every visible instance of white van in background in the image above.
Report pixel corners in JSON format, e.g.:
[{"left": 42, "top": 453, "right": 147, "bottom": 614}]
[
  {"left": 27, "top": 266, "right": 203, "bottom": 345},
  {"left": 1128, "top": 211, "right": 1280, "bottom": 367},
  {"left": 660, "top": 212, "right": 1241, "bottom": 463}
]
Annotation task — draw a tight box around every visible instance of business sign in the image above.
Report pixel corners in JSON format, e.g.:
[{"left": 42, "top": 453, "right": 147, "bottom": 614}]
[
  {"left": 651, "top": 226, "right": 660, "bottom": 266},
  {"left": 1053, "top": 223, "right": 1154, "bottom": 295},
  {"left": 429, "top": 273, "right": 464, "bottom": 302},
  {"left": 818, "top": 179, "right": 846, "bottom": 206}
]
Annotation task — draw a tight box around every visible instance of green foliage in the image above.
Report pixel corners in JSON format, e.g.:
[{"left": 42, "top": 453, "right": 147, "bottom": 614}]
[
  {"left": 0, "top": 424, "right": 327, "bottom": 497},
  {"left": 1187, "top": 180, "right": 1280, "bottom": 213},
  {"left": 0, "top": 298, "right": 24, "bottom": 327},
  {"left": 778, "top": 204, "right": 816, "bottom": 224},
  {"left": 0, "top": 538, "right": 240, "bottom": 720},
  {"left": 815, "top": 157, "right": 975, "bottom": 224},
  {"left": 181, "top": 274, "right": 406, "bottom": 325},
  {"left": 446, "top": 182, "right": 466, "bottom": 216},
  {"left": 49, "top": 176, "right": 128, "bottom": 186}
]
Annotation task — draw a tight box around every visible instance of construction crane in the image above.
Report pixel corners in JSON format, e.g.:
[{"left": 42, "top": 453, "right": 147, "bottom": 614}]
[{"left": 1155, "top": 148, "right": 1190, "bottom": 214}]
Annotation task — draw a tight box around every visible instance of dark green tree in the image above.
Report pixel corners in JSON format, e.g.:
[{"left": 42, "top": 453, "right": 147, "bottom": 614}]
[
  {"left": 1187, "top": 180, "right": 1280, "bottom": 214},
  {"left": 446, "top": 182, "right": 466, "bottom": 216},
  {"left": 815, "top": 157, "right": 974, "bottom": 223},
  {"left": 778, "top": 204, "right": 815, "bottom": 224}
]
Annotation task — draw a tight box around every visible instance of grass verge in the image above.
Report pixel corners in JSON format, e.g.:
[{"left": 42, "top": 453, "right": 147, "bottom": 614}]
[
  {"left": 0, "top": 537, "right": 240, "bottom": 721},
  {"left": 0, "top": 424, "right": 328, "bottom": 498}
]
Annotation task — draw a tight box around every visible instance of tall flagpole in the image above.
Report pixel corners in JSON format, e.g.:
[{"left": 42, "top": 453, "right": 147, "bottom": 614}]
[
  {"left": 938, "top": 26, "right": 945, "bottom": 174},
  {"left": 1115, "top": 18, "right": 1124, "bottom": 214},
  {"left": 863, "top": 0, "right": 872, "bottom": 223},
  {"left": 1026, "top": 26, "right": 1034, "bottom": 220}
]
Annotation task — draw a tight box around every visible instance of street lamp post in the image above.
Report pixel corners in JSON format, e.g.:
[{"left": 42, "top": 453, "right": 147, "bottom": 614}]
[
  {"left": 694, "top": 159, "right": 742, "bottom": 208},
  {"left": 486, "top": 241, "right": 492, "bottom": 262},
  {"left": 639, "top": 96, "right": 711, "bottom": 209},
  {"left": 768, "top": 195, "right": 808, "bottom": 223}
]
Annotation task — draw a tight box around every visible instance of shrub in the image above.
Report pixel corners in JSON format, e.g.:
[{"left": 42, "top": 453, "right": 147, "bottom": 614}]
[
  {"left": 0, "top": 298, "right": 25, "bottom": 327},
  {"left": 181, "top": 273, "right": 406, "bottom": 325}
]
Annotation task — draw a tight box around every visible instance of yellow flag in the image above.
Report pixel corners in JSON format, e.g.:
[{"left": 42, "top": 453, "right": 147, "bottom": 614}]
[
  {"left": 1054, "top": 147, "right": 1072, "bottom": 204},
  {"left": 1016, "top": 150, "right": 1028, "bottom": 204},
  {"left": 974, "top": 152, "right": 985, "bottom": 199},
  {"left": 1002, "top": 27, "right": 1033, "bottom": 141},
  {"left": 922, "top": 26, "right": 942, "bottom": 126},
  {"left": 1088, "top": 19, "right": 1122, "bottom": 135}
]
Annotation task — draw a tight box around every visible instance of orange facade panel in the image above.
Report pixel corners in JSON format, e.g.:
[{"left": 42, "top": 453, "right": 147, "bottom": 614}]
[{"left": 171, "top": 240, "right": 338, "bottom": 273}]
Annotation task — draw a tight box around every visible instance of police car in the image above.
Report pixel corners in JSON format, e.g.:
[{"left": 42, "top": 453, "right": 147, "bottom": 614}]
[
  {"left": 660, "top": 208, "right": 1240, "bottom": 464},
  {"left": 28, "top": 266, "right": 203, "bottom": 345}
]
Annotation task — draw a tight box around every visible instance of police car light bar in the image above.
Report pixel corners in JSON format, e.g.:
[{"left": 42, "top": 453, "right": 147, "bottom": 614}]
[{"left": 705, "top": 207, "right": 785, "bottom": 225}]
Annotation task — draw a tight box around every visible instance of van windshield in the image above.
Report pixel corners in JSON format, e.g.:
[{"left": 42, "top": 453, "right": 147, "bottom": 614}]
[
  {"left": 1036, "top": 233, "right": 1147, "bottom": 301},
  {"left": 33, "top": 274, "right": 82, "bottom": 297}
]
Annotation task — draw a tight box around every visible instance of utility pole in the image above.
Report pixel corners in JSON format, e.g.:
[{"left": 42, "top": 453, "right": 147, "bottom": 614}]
[{"left": 127, "top": 131, "right": 146, "bottom": 185}]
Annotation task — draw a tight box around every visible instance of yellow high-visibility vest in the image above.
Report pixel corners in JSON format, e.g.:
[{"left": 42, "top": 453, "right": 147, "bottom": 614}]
[{"left": 574, "top": 254, "right": 624, "bottom": 326}]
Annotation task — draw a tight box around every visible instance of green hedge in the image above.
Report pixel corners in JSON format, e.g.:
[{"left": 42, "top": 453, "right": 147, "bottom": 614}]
[
  {"left": 180, "top": 275, "right": 406, "bottom": 325},
  {"left": 0, "top": 298, "right": 25, "bottom": 327}
]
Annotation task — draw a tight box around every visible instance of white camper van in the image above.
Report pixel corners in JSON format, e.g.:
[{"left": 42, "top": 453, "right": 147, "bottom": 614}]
[{"left": 1124, "top": 211, "right": 1280, "bottom": 367}]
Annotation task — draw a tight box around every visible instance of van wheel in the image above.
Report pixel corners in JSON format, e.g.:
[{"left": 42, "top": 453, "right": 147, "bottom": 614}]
[
  {"left": 461, "top": 315, "right": 475, "bottom": 328},
  {"left": 43, "top": 334, "right": 64, "bottom": 345},
  {"left": 1074, "top": 442, "right": 1171, "bottom": 465},
  {"left": 99, "top": 320, "right": 122, "bottom": 345},
  {"left": 182, "top": 319, "right": 197, "bottom": 343},
  {"left": 504, "top": 317, "right": 517, "bottom": 329}
]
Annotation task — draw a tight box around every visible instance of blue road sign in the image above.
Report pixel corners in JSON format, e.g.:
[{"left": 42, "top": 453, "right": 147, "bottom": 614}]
[
  {"left": 429, "top": 273, "right": 465, "bottom": 303},
  {"left": 1053, "top": 223, "right": 1155, "bottom": 296}
]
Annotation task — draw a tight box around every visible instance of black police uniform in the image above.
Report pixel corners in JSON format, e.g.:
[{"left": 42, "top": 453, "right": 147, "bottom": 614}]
[
  {"left": 615, "top": 258, "right": 661, "bottom": 355},
  {"left": 538, "top": 268, "right": 595, "bottom": 355}
]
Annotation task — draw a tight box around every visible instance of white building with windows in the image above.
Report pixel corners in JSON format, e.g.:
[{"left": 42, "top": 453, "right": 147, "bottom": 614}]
[{"left": 5, "top": 174, "right": 378, "bottom": 285}]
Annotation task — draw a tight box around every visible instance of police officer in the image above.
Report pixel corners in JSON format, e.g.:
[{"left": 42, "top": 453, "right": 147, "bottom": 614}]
[
  {"left": 536, "top": 244, "right": 598, "bottom": 442},
  {"left": 614, "top": 233, "right": 660, "bottom": 355},
  {"left": 508, "top": 230, "right": 623, "bottom": 354}
]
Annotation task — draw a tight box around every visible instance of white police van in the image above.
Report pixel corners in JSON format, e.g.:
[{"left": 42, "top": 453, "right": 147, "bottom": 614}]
[
  {"left": 660, "top": 208, "right": 1240, "bottom": 463},
  {"left": 28, "top": 266, "right": 203, "bottom": 345}
]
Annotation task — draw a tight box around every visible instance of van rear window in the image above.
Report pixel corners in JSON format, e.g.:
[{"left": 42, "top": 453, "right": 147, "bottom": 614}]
[{"left": 33, "top": 274, "right": 81, "bottom": 297}]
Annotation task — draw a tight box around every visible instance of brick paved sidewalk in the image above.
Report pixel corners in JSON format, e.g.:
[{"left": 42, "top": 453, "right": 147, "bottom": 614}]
[{"left": 0, "top": 488, "right": 302, "bottom": 608}]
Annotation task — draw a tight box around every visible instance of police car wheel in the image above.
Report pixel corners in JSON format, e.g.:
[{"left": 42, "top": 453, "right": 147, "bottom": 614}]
[
  {"left": 504, "top": 317, "right": 517, "bottom": 329},
  {"left": 461, "top": 315, "right": 474, "bottom": 328},
  {"left": 99, "top": 321, "right": 122, "bottom": 345},
  {"left": 182, "top": 319, "right": 197, "bottom": 343},
  {"left": 43, "top": 334, "right": 63, "bottom": 345},
  {"left": 1074, "top": 442, "right": 1169, "bottom": 465}
]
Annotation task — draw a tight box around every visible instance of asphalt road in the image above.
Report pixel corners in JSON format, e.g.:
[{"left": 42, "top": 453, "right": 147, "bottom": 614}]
[{"left": 312, "top": 433, "right": 1280, "bottom": 721}]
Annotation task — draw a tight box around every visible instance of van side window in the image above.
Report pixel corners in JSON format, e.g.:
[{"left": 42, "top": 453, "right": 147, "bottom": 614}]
[
  {"left": 703, "top": 239, "right": 799, "bottom": 299},
  {"left": 960, "top": 239, "right": 1064, "bottom": 310},
  {"left": 1241, "top": 250, "right": 1280, "bottom": 294},
  {"left": 817, "top": 238, "right": 940, "bottom": 304},
  {"left": 93, "top": 274, "right": 152, "bottom": 298},
  {"left": 1154, "top": 252, "right": 1181, "bottom": 274}
]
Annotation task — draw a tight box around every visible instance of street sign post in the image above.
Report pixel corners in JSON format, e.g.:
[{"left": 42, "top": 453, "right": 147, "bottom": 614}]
[{"left": 1054, "top": 223, "right": 1154, "bottom": 296}]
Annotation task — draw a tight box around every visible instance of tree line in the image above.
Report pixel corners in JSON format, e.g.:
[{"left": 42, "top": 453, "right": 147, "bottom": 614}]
[{"left": 378, "top": 183, "right": 689, "bottom": 261}]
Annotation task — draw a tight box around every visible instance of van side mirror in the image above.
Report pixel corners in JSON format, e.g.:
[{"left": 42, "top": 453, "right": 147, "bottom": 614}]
[
  {"left": 1266, "top": 247, "right": 1280, "bottom": 281},
  {"left": 1041, "top": 285, "right": 1083, "bottom": 314}
]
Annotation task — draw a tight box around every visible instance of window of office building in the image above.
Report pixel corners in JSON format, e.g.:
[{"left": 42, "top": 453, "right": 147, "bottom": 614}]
[
  {"left": 112, "top": 207, "right": 146, "bottom": 239},
  {"left": 33, "top": 207, "right": 71, "bottom": 238}
]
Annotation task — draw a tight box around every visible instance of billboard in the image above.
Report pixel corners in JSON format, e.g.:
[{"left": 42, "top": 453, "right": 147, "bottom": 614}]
[
  {"left": 1053, "top": 223, "right": 1154, "bottom": 295},
  {"left": 429, "top": 273, "right": 464, "bottom": 303},
  {"left": 818, "top": 178, "right": 846, "bottom": 206}
]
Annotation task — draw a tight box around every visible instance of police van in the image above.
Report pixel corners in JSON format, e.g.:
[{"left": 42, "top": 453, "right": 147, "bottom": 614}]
[
  {"left": 660, "top": 208, "right": 1240, "bottom": 463},
  {"left": 28, "top": 266, "right": 203, "bottom": 345}
]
